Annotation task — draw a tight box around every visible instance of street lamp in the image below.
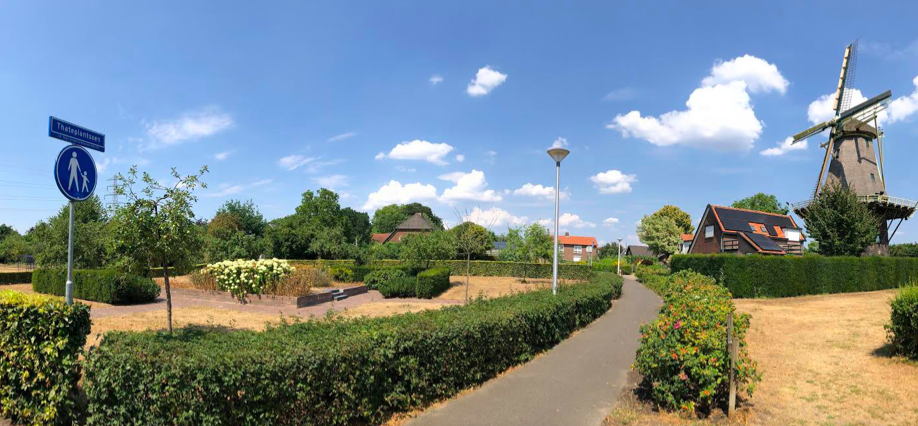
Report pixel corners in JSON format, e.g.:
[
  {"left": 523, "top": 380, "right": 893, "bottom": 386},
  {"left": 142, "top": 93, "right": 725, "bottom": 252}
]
[
  {"left": 547, "top": 147, "right": 570, "bottom": 295},
  {"left": 617, "top": 238, "right": 623, "bottom": 276}
]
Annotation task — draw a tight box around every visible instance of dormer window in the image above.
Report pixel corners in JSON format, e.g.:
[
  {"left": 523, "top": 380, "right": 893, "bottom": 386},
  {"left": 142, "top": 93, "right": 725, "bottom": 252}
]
[{"left": 785, "top": 228, "right": 802, "bottom": 241}]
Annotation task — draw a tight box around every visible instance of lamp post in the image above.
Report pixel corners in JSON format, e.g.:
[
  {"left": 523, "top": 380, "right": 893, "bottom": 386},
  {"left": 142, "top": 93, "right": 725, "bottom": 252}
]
[
  {"left": 547, "top": 147, "right": 570, "bottom": 295},
  {"left": 617, "top": 238, "right": 623, "bottom": 276}
]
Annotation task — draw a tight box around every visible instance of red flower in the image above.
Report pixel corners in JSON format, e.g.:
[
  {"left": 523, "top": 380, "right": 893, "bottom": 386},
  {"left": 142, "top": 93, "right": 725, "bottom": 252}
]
[{"left": 674, "top": 321, "right": 682, "bottom": 330}]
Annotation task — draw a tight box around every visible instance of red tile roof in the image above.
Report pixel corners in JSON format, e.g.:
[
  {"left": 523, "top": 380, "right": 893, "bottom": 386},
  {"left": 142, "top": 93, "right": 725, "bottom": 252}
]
[
  {"left": 558, "top": 235, "right": 598, "bottom": 246},
  {"left": 681, "top": 234, "right": 694, "bottom": 242}
]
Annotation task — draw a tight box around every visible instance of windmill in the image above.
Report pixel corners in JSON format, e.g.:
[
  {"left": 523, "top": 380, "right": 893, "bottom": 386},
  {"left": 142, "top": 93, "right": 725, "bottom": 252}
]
[{"left": 791, "top": 41, "right": 917, "bottom": 255}]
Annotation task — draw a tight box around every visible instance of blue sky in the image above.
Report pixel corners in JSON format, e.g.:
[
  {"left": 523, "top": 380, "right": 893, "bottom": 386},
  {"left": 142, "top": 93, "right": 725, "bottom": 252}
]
[{"left": 2, "top": 2, "right": 918, "bottom": 246}]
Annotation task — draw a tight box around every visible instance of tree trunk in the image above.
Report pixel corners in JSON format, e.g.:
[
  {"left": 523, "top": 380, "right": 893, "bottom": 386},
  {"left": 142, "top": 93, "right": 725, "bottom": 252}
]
[
  {"left": 465, "top": 253, "right": 471, "bottom": 303},
  {"left": 163, "top": 255, "right": 173, "bottom": 333}
]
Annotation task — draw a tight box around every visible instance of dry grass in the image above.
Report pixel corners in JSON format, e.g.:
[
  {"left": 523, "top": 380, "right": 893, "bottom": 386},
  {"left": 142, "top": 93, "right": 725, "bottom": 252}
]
[
  {"left": 87, "top": 306, "right": 286, "bottom": 348},
  {"left": 153, "top": 275, "right": 196, "bottom": 289},
  {"left": 0, "top": 265, "right": 31, "bottom": 273},
  {"left": 606, "top": 288, "right": 918, "bottom": 426},
  {"left": 438, "top": 276, "right": 578, "bottom": 301},
  {"left": 337, "top": 301, "right": 447, "bottom": 318}
]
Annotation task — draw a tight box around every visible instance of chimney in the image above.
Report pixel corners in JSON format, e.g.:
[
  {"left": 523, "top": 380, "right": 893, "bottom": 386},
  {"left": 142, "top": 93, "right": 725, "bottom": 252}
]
[{"left": 564, "top": 232, "right": 570, "bottom": 237}]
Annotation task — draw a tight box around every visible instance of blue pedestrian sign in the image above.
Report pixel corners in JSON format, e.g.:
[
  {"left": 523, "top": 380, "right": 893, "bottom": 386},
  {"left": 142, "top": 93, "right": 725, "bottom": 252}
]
[
  {"left": 54, "top": 145, "right": 97, "bottom": 201},
  {"left": 49, "top": 116, "right": 105, "bottom": 152}
]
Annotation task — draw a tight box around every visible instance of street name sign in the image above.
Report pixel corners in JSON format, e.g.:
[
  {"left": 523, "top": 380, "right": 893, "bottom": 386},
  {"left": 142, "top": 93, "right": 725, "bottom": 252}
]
[
  {"left": 54, "top": 145, "right": 97, "bottom": 201},
  {"left": 49, "top": 116, "right": 105, "bottom": 152}
]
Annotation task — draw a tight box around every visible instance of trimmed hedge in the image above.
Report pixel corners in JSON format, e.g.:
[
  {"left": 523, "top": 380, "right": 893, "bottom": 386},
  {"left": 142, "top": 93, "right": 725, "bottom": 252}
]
[
  {"left": 285, "top": 259, "right": 592, "bottom": 281},
  {"left": 886, "top": 285, "right": 918, "bottom": 358},
  {"left": 33, "top": 268, "right": 160, "bottom": 305},
  {"left": 83, "top": 274, "right": 620, "bottom": 425},
  {"left": 363, "top": 269, "right": 408, "bottom": 290},
  {"left": 416, "top": 268, "right": 451, "bottom": 299},
  {"left": 634, "top": 271, "right": 759, "bottom": 414},
  {"left": 146, "top": 263, "right": 205, "bottom": 278},
  {"left": 0, "top": 290, "right": 91, "bottom": 425},
  {"left": 670, "top": 254, "right": 918, "bottom": 298},
  {"left": 0, "top": 271, "right": 31, "bottom": 285},
  {"left": 377, "top": 276, "right": 418, "bottom": 298}
]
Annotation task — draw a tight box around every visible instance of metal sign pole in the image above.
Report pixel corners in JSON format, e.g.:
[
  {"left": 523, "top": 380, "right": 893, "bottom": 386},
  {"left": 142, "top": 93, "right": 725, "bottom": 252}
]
[{"left": 65, "top": 201, "right": 74, "bottom": 305}]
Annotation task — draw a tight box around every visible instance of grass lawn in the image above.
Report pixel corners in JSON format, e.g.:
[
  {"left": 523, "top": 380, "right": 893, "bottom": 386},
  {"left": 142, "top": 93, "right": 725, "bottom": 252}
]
[
  {"left": 438, "top": 276, "right": 579, "bottom": 301},
  {"left": 606, "top": 288, "right": 918, "bottom": 426}
]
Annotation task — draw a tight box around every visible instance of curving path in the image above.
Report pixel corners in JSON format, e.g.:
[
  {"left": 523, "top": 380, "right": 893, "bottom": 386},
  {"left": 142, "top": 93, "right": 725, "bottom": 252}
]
[{"left": 406, "top": 276, "right": 661, "bottom": 426}]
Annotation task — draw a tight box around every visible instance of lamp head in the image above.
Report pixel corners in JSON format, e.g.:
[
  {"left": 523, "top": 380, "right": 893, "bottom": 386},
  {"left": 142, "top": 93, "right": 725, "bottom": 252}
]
[{"left": 547, "top": 148, "right": 570, "bottom": 163}]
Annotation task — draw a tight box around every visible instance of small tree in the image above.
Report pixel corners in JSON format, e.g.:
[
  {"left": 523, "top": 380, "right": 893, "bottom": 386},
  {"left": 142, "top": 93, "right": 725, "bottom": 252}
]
[
  {"left": 651, "top": 205, "right": 694, "bottom": 234},
  {"left": 399, "top": 231, "right": 457, "bottom": 269},
  {"left": 451, "top": 221, "right": 492, "bottom": 302},
  {"left": 804, "top": 183, "right": 878, "bottom": 256},
  {"left": 597, "top": 242, "right": 621, "bottom": 259},
  {"left": 110, "top": 166, "right": 207, "bottom": 332},
  {"left": 520, "top": 223, "right": 552, "bottom": 282},
  {"left": 636, "top": 214, "right": 681, "bottom": 259},
  {"left": 732, "top": 193, "right": 789, "bottom": 215}
]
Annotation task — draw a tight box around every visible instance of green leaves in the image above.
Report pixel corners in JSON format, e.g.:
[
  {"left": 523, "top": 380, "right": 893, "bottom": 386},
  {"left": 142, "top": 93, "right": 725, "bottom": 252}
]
[
  {"left": 886, "top": 285, "right": 918, "bottom": 358},
  {"left": 805, "top": 182, "right": 879, "bottom": 256},
  {"left": 731, "top": 193, "right": 789, "bottom": 215},
  {"left": 32, "top": 268, "right": 159, "bottom": 305},
  {"left": 637, "top": 214, "right": 682, "bottom": 258}
]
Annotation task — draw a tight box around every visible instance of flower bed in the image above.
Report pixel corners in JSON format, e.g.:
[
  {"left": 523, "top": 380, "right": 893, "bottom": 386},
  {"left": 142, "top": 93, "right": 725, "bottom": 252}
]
[{"left": 203, "top": 258, "right": 293, "bottom": 301}]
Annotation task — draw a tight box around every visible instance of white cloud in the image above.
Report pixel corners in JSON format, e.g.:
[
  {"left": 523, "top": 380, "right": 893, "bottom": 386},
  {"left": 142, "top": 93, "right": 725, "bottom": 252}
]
[
  {"left": 590, "top": 170, "right": 637, "bottom": 194},
  {"left": 807, "top": 89, "right": 868, "bottom": 124},
  {"left": 327, "top": 132, "right": 357, "bottom": 143},
  {"left": 701, "top": 55, "right": 789, "bottom": 94},
  {"left": 551, "top": 137, "right": 568, "bottom": 148},
  {"left": 467, "top": 66, "right": 507, "bottom": 97},
  {"left": 761, "top": 136, "right": 807, "bottom": 157},
  {"left": 278, "top": 155, "right": 315, "bottom": 171},
  {"left": 144, "top": 106, "right": 233, "bottom": 149},
  {"left": 513, "top": 183, "right": 568, "bottom": 201},
  {"left": 486, "top": 150, "right": 497, "bottom": 165},
  {"left": 214, "top": 150, "right": 233, "bottom": 161},
  {"left": 438, "top": 172, "right": 466, "bottom": 183},
  {"left": 314, "top": 174, "right": 348, "bottom": 188},
  {"left": 395, "top": 165, "right": 416, "bottom": 173},
  {"left": 456, "top": 154, "right": 465, "bottom": 162},
  {"left": 439, "top": 170, "right": 502, "bottom": 203},
  {"left": 603, "top": 217, "right": 620, "bottom": 227},
  {"left": 559, "top": 213, "right": 596, "bottom": 229},
  {"left": 603, "top": 88, "right": 636, "bottom": 102},
  {"left": 430, "top": 75, "right": 444, "bottom": 85},
  {"left": 609, "top": 55, "right": 787, "bottom": 152},
  {"left": 205, "top": 179, "right": 272, "bottom": 198},
  {"left": 462, "top": 207, "right": 528, "bottom": 228},
  {"left": 378, "top": 140, "right": 455, "bottom": 165},
  {"left": 363, "top": 180, "right": 439, "bottom": 210},
  {"left": 889, "top": 75, "right": 918, "bottom": 123}
]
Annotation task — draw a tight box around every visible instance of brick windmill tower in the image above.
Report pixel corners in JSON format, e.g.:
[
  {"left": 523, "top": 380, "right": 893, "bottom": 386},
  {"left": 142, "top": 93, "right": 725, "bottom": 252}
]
[{"left": 791, "top": 41, "right": 917, "bottom": 255}]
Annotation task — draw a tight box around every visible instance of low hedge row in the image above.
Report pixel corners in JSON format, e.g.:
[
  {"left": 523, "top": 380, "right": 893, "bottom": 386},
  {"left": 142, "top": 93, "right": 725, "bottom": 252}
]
[
  {"left": 377, "top": 276, "right": 418, "bottom": 298},
  {"left": 146, "top": 264, "right": 205, "bottom": 278},
  {"left": 286, "top": 260, "right": 592, "bottom": 281},
  {"left": 887, "top": 286, "right": 918, "bottom": 359},
  {"left": 634, "top": 264, "right": 670, "bottom": 295},
  {"left": 634, "top": 271, "right": 759, "bottom": 414},
  {"left": 0, "top": 290, "right": 91, "bottom": 425},
  {"left": 0, "top": 271, "right": 31, "bottom": 284},
  {"left": 83, "top": 273, "right": 620, "bottom": 425},
  {"left": 670, "top": 254, "right": 918, "bottom": 298},
  {"left": 416, "top": 268, "right": 451, "bottom": 298},
  {"left": 33, "top": 268, "right": 160, "bottom": 305}
]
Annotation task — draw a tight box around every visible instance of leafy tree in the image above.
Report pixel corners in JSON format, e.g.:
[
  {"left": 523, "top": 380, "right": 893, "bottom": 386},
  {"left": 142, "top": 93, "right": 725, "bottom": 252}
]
[
  {"left": 264, "top": 189, "right": 354, "bottom": 259},
  {"left": 650, "top": 205, "right": 694, "bottom": 235},
  {"left": 636, "top": 214, "right": 681, "bottom": 259},
  {"left": 498, "top": 227, "right": 525, "bottom": 262},
  {"left": 205, "top": 200, "right": 266, "bottom": 261},
  {"left": 29, "top": 195, "right": 109, "bottom": 268},
  {"left": 371, "top": 203, "right": 444, "bottom": 233},
  {"left": 369, "top": 241, "right": 402, "bottom": 260},
  {"left": 451, "top": 221, "right": 493, "bottom": 301},
  {"left": 264, "top": 215, "right": 311, "bottom": 259},
  {"left": 310, "top": 226, "right": 347, "bottom": 260},
  {"left": 732, "top": 193, "right": 789, "bottom": 215},
  {"left": 0, "top": 233, "right": 29, "bottom": 264},
  {"left": 804, "top": 183, "right": 878, "bottom": 256},
  {"left": 400, "top": 231, "right": 457, "bottom": 269},
  {"left": 597, "top": 242, "right": 621, "bottom": 259},
  {"left": 110, "top": 166, "right": 207, "bottom": 332},
  {"left": 0, "top": 224, "right": 16, "bottom": 241},
  {"left": 891, "top": 243, "right": 918, "bottom": 258},
  {"left": 341, "top": 207, "right": 371, "bottom": 245}
]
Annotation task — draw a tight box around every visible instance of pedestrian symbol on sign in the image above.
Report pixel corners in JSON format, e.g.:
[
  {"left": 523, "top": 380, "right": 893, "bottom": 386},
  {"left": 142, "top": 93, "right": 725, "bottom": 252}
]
[{"left": 55, "top": 145, "right": 97, "bottom": 201}]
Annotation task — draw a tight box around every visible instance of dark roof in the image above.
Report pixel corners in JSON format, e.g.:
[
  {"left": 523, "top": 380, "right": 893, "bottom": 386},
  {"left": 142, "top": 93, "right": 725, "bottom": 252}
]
[
  {"left": 396, "top": 213, "right": 435, "bottom": 231},
  {"left": 707, "top": 205, "right": 803, "bottom": 255},
  {"left": 626, "top": 245, "right": 653, "bottom": 256},
  {"left": 492, "top": 241, "right": 508, "bottom": 250}
]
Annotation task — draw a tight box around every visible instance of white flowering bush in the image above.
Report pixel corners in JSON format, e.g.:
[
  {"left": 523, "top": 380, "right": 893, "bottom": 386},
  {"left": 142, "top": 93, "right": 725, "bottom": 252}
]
[{"left": 204, "top": 258, "right": 293, "bottom": 300}]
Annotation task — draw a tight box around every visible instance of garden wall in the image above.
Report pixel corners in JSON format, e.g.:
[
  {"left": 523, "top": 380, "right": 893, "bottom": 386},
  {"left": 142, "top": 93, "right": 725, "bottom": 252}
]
[{"left": 670, "top": 254, "right": 918, "bottom": 298}]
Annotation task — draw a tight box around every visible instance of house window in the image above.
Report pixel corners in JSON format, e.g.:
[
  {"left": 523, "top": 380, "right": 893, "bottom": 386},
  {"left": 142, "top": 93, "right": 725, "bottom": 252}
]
[
  {"left": 785, "top": 228, "right": 801, "bottom": 241},
  {"left": 870, "top": 173, "right": 876, "bottom": 182},
  {"left": 705, "top": 225, "right": 714, "bottom": 239},
  {"left": 574, "top": 246, "right": 582, "bottom": 254},
  {"left": 586, "top": 245, "right": 593, "bottom": 253}
]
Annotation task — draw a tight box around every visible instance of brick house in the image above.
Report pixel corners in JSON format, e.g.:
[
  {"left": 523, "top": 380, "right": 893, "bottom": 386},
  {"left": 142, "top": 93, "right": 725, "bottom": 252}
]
[
  {"left": 557, "top": 232, "right": 598, "bottom": 262},
  {"left": 688, "top": 205, "right": 804, "bottom": 256},
  {"left": 371, "top": 213, "right": 436, "bottom": 243}
]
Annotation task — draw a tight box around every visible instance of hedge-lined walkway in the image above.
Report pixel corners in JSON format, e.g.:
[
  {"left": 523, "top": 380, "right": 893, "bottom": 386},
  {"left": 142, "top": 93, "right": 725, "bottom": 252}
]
[{"left": 407, "top": 276, "right": 661, "bottom": 426}]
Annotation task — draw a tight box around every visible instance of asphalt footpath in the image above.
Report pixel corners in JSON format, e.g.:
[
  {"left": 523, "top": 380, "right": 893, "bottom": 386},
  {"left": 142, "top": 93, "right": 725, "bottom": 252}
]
[{"left": 406, "top": 275, "right": 661, "bottom": 426}]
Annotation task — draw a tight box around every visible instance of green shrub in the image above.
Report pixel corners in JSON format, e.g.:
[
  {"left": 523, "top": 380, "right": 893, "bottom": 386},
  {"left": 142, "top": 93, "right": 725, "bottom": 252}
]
[
  {"left": 363, "top": 269, "right": 407, "bottom": 290},
  {"left": 33, "top": 268, "right": 160, "bottom": 305},
  {"left": 416, "top": 268, "right": 451, "bottom": 299},
  {"left": 377, "top": 276, "right": 417, "bottom": 298},
  {"left": 0, "top": 271, "right": 32, "bottom": 284},
  {"left": 671, "top": 254, "right": 918, "bottom": 298},
  {"left": 146, "top": 263, "right": 205, "bottom": 278},
  {"left": 328, "top": 267, "right": 355, "bottom": 283},
  {"left": 0, "top": 290, "right": 91, "bottom": 425},
  {"left": 887, "top": 285, "right": 918, "bottom": 358},
  {"left": 634, "top": 271, "right": 760, "bottom": 414},
  {"left": 83, "top": 279, "right": 618, "bottom": 425}
]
